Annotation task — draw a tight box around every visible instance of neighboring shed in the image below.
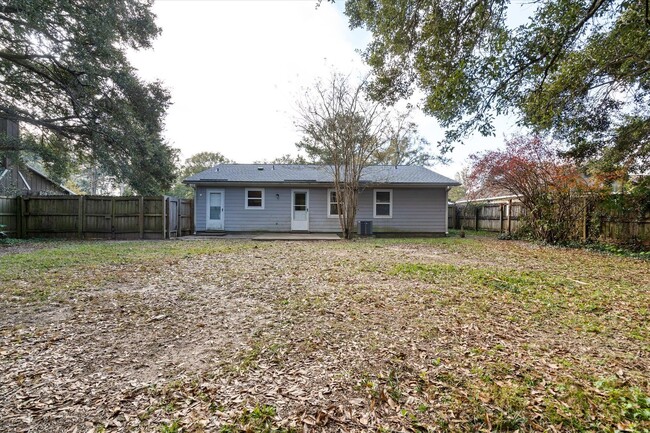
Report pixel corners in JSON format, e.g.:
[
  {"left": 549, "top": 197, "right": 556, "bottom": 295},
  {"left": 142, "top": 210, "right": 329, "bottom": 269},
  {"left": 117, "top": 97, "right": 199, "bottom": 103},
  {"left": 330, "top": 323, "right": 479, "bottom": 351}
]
[
  {"left": 0, "top": 119, "right": 74, "bottom": 196},
  {"left": 184, "top": 164, "right": 459, "bottom": 235}
]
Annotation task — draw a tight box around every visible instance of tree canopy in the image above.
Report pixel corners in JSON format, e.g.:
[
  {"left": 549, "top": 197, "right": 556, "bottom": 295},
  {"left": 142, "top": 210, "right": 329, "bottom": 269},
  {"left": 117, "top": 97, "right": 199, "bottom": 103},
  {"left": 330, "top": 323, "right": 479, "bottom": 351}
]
[
  {"left": 178, "top": 151, "right": 232, "bottom": 180},
  {"left": 0, "top": 0, "right": 176, "bottom": 194},
  {"left": 343, "top": 0, "right": 650, "bottom": 177},
  {"left": 166, "top": 151, "right": 232, "bottom": 198},
  {"left": 372, "top": 111, "right": 442, "bottom": 166},
  {"left": 254, "top": 154, "right": 310, "bottom": 165}
]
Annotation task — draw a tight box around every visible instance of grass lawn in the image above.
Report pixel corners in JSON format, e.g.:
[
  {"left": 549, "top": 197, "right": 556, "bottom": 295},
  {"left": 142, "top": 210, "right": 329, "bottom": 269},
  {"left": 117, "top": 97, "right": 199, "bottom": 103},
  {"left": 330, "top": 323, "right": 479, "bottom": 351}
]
[{"left": 0, "top": 234, "right": 648, "bottom": 432}]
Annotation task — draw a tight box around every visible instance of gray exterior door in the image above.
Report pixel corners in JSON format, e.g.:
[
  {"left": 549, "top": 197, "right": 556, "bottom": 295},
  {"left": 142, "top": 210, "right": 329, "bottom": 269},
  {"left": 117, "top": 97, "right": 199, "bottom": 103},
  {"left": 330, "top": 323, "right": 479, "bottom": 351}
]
[
  {"left": 206, "top": 189, "right": 224, "bottom": 230},
  {"left": 291, "top": 190, "right": 309, "bottom": 231}
]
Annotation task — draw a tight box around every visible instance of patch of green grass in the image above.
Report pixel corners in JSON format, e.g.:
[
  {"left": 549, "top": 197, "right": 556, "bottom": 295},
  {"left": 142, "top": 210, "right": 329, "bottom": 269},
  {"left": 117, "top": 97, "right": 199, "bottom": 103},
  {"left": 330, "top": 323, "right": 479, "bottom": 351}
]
[
  {"left": 390, "top": 259, "right": 649, "bottom": 346},
  {"left": 584, "top": 243, "right": 650, "bottom": 260},
  {"left": 595, "top": 377, "right": 650, "bottom": 425},
  {"left": 160, "top": 419, "right": 180, "bottom": 433},
  {"left": 374, "top": 235, "right": 487, "bottom": 248},
  {"left": 389, "top": 262, "right": 461, "bottom": 281},
  {"left": 0, "top": 241, "right": 255, "bottom": 280},
  {"left": 228, "top": 340, "right": 287, "bottom": 373},
  {"left": 218, "top": 404, "right": 295, "bottom": 433},
  {"left": 0, "top": 240, "right": 258, "bottom": 300},
  {"left": 391, "top": 262, "right": 576, "bottom": 296},
  {"left": 0, "top": 237, "right": 38, "bottom": 246}
]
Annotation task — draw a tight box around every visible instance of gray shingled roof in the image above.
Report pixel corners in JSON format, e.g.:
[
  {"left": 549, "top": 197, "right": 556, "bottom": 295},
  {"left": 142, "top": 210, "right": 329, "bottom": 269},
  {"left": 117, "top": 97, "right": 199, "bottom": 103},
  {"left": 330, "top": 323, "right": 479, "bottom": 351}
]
[{"left": 184, "top": 164, "right": 459, "bottom": 186}]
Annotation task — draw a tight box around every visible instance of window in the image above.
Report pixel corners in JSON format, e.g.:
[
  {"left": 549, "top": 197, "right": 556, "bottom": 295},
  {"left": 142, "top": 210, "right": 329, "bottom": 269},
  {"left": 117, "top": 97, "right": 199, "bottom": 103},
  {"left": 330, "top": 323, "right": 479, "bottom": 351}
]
[
  {"left": 328, "top": 189, "right": 342, "bottom": 217},
  {"left": 374, "top": 189, "right": 392, "bottom": 218},
  {"left": 245, "top": 188, "right": 264, "bottom": 209}
]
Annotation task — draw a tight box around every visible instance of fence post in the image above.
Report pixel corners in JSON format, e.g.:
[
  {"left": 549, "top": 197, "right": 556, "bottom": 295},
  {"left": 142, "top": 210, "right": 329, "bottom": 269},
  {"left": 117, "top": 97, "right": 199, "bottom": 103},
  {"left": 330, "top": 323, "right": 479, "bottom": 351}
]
[
  {"left": 111, "top": 197, "right": 116, "bottom": 239},
  {"left": 77, "top": 196, "right": 84, "bottom": 238},
  {"left": 475, "top": 206, "right": 480, "bottom": 231},
  {"left": 507, "top": 200, "right": 512, "bottom": 234},
  {"left": 177, "top": 198, "right": 182, "bottom": 238},
  {"left": 162, "top": 196, "right": 167, "bottom": 239},
  {"left": 20, "top": 197, "right": 27, "bottom": 238},
  {"left": 139, "top": 196, "right": 144, "bottom": 239},
  {"left": 190, "top": 198, "right": 195, "bottom": 234},
  {"left": 499, "top": 204, "right": 504, "bottom": 233},
  {"left": 582, "top": 197, "right": 588, "bottom": 242}
]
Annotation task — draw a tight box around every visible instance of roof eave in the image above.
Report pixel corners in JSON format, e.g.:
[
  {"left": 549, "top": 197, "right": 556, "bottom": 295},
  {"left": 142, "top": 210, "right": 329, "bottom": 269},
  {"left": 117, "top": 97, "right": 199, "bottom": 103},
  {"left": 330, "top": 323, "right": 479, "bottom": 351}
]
[
  {"left": 183, "top": 180, "right": 460, "bottom": 188},
  {"left": 26, "top": 164, "right": 76, "bottom": 195}
]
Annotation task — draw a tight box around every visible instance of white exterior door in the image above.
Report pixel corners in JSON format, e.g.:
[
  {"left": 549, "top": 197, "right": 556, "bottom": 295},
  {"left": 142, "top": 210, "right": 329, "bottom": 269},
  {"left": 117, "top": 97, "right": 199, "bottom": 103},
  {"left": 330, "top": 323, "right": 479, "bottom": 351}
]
[
  {"left": 206, "top": 190, "right": 224, "bottom": 230},
  {"left": 291, "top": 190, "right": 309, "bottom": 231}
]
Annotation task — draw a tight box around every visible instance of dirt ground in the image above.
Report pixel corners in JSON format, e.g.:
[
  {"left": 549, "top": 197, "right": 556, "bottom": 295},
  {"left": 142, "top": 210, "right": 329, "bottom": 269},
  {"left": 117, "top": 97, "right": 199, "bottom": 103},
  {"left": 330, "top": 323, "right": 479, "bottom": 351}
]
[{"left": 0, "top": 236, "right": 648, "bottom": 432}]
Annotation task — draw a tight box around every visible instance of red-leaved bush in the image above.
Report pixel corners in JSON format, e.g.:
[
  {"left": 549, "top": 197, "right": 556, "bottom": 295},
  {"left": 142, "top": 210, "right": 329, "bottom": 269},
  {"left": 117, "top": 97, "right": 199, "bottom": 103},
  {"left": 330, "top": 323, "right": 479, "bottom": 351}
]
[{"left": 469, "top": 136, "right": 598, "bottom": 243}]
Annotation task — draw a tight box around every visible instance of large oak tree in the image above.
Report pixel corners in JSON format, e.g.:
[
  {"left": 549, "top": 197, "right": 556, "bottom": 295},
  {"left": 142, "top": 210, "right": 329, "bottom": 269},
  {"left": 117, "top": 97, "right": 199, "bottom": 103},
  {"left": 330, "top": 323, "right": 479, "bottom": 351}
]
[
  {"left": 343, "top": 0, "right": 650, "bottom": 179},
  {"left": 0, "top": 0, "right": 176, "bottom": 194}
]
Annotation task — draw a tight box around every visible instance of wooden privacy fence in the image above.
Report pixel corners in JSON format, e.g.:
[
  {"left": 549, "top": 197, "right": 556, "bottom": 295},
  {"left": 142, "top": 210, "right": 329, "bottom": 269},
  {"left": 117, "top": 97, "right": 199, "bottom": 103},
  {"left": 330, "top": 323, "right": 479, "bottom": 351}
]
[
  {"left": 448, "top": 202, "right": 524, "bottom": 234},
  {"left": 448, "top": 201, "right": 650, "bottom": 244},
  {"left": 598, "top": 210, "right": 650, "bottom": 244},
  {"left": 0, "top": 195, "right": 193, "bottom": 239}
]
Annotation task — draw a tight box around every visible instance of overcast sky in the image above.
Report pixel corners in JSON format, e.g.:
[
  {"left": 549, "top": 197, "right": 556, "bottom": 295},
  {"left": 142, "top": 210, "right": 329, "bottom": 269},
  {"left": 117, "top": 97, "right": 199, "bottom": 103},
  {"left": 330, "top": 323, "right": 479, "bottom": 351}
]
[{"left": 129, "top": 0, "right": 524, "bottom": 179}]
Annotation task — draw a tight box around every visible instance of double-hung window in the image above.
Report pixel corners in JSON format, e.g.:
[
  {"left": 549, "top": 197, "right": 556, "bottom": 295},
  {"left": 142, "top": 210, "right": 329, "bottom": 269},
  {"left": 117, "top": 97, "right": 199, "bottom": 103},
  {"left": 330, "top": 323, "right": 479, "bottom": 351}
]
[
  {"left": 328, "top": 189, "right": 342, "bottom": 217},
  {"left": 245, "top": 188, "right": 264, "bottom": 209},
  {"left": 374, "top": 189, "right": 392, "bottom": 218}
]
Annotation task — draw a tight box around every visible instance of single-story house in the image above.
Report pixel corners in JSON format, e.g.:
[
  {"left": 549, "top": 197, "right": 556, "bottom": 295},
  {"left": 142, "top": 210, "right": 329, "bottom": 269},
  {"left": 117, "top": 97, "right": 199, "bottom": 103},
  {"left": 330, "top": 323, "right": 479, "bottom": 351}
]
[{"left": 183, "top": 164, "right": 459, "bottom": 235}]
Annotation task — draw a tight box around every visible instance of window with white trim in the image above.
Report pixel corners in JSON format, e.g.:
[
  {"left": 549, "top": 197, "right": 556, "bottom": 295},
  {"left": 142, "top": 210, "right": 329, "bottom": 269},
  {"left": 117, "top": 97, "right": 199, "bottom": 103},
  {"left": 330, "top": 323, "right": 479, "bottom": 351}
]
[
  {"left": 245, "top": 188, "right": 264, "bottom": 209},
  {"left": 328, "top": 189, "right": 342, "bottom": 217},
  {"left": 374, "top": 189, "right": 392, "bottom": 218}
]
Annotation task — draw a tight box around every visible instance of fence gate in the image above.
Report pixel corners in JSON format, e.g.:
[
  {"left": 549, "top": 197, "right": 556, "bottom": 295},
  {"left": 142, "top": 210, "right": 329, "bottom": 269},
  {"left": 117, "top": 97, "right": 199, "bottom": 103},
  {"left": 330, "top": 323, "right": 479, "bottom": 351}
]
[{"left": 167, "top": 197, "right": 179, "bottom": 238}]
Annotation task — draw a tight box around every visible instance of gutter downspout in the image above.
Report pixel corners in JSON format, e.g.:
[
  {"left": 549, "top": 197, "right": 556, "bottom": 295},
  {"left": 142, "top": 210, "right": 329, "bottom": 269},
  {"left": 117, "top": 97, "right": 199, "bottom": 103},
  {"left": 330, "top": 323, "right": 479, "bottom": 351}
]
[
  {"left": 445, "top": 186, "right": 450, "bottom": 235},
  {"left": 192, "top": 184, "right": 197, "bottom": 235}
]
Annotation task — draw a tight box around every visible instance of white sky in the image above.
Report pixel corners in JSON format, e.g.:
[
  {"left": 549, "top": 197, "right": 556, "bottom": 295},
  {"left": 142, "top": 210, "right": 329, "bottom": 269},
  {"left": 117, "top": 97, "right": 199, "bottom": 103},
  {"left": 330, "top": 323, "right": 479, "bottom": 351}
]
[{"left": 129, "top": 0, "right": 523, "bottom": 179}]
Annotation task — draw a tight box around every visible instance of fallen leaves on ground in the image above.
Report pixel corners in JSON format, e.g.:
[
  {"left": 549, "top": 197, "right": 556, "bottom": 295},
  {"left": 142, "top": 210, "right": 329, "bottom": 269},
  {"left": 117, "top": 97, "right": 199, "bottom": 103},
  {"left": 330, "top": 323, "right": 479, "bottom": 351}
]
[{"left": 1, "top": 235, "right": 648, "bottom": 432}]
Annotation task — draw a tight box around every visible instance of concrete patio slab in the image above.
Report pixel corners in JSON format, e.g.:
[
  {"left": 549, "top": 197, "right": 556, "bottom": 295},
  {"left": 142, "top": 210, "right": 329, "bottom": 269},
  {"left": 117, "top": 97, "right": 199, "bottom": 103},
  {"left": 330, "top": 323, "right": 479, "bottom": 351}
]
[
  {"left": 180, "top": 233, "right": 342, "bottom": 241},
  {"left": 252, "top": 233, "right": 341, "bottom": 241}
]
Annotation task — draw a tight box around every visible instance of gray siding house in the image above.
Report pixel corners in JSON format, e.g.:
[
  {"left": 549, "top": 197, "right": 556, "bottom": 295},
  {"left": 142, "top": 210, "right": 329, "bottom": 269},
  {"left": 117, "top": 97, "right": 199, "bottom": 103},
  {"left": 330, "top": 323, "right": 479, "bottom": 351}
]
[{"left": 183, "top": 164, "right": 459, "bottom": 235}]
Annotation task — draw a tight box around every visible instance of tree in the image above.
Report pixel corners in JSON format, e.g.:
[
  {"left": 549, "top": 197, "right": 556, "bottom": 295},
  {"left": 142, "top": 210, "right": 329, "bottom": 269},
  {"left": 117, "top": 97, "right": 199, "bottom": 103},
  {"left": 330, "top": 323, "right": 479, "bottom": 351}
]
[
  {"left": 372, "top": 110, "right": 442, "bottom": 166},
  {"left": 179, "top": 152, "right": 232, "bottom": 179},
  {"left": 255, "top": 154, "right": 310, "bottom": 164},
  {"left": 343, "top": 0, "right": 650, "bottom": 178},
  {"left": 69, "top": 165, "right": 119, "bottom": 195},
  {"left": 448, "top": 168, "right": 469, "bottom": 202},
  {"left": 468, "top": 135, "right": 597, "bottom": 243},
  {"left": 0, "top": 0, "right": 176, "bottom": 194},
  {"left": 295, "top": 73, "right": 393, "bottom": 239},
  {"left": 167, "top": 151, "right": 233, "bottom": 198}
]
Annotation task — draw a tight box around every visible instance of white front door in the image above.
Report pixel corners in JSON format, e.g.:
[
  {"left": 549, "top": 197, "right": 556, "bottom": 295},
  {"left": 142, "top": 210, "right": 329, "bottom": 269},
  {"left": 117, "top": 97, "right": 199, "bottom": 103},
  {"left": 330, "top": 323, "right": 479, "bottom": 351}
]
[
  {"left": 206, "top": 190, "right": 224, "bottom": 231},
  {"left": 291, "top": 190, "right": 309, "bottom": 231}
]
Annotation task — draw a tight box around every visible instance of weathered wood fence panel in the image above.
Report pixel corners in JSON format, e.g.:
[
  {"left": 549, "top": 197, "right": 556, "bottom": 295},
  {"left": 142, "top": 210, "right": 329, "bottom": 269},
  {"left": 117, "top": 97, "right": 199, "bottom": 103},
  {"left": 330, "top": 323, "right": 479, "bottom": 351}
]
[
  {"left": 599, "top": 211, "right": 650, "bottom": 244},
  {"left": 0, "top": 196, "right": 18, "bottom": 236},
  {"left": 25, "top": 196, "right": 79, "bottom": 237},
  {"left": 452, "top": 203, "right": 524, "bottom": 233},
  {"left": 448, "top": 200, "right": 648, "bottom": 244},
  {"left": 2, "top": 195, "right": 193, "bottom": 239}
]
